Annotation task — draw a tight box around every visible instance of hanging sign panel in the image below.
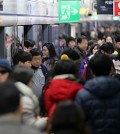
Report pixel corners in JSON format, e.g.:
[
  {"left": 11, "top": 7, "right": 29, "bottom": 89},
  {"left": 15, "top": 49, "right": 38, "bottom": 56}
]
[
  {"left": 97, "top": 0, "right": 113, "bottom": 14},
  {"left": 114, "top": 1, "right": 120, "bottom": 16},
  {"left": 58, "top": 0, "right": 80, "bottom": 23}
]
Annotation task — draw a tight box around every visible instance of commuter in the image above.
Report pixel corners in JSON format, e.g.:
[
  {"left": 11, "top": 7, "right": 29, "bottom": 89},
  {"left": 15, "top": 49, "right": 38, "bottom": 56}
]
[
  {"left": 30, "top": 48, "right": 47, "bottom": 98},
  {"left": 61, "top": 48, "right": 80, "bottom": 62},
  {"left": 81, "top": 44, "right": 99, "bottom": 80},
  {"left": 42, "top": 43, "right": 57, "bottom": 71},
  {"left": 88, "top": 44, "right": 99, "bottom": 60},
  {"left": 113, "top": 52, "right": 120, "bottom": 74},
  {"left": 84, "top": 43, "right": 115, "bottom": 81},
  {"left": 24, "top": 39, "right": 35, "bottom": 52},
  {"left": 66, "top": 36, "right": 76, "bottom": 49},
  {"left": 12, "top": 50, "right": 32, "bottom": 68},
  {"left": 0, "top": 59, "right": 12, "bottom": 83},
  {"left": 0, "top": 82, "right": 40, "bottom": 134},
  {"left": 61, "top": 49, "right": 81, "bottom": 74},
  {"left": 87, "top": 40, "right": 97, "bottom": 57},
  {"left": 8, "top": 66, "right": 47, "bottom": 131},
  {"left": 113, "top": 35, "right": 120, "bottom": 58},
  {"left": 99, "top": 42, "right": 114, "bottom": 57},
  {"left": 41, "top": 60, "right": 83, "bottom": 117},
  {"left": 90, "top": 28, "right": 98, "bottom": 40},
  {"left": 75, "top": 53, "right": 120, "bottom": 134},
  {"left": 97, "top": 39, "right": 103, "bottom": 46},
  {"left": 38, "top": 39, "right": 43, "bottom": 51},
  {"left": 81, "top": 28, "right": 90, "bottom": 40},
  {"left": 74, "top": 36, "right": 88, "bottom": 67},
  {"left": 97, "top": 26, "right": 105, "bottom": 40},
  {"left": 105, "top": 35, "right": 113, "bottom": 43},
  {"left": 56, "top": 36, "right": 67, "bottom": 57},
  {"left": 79, "top": 40, "right": 97, "bottom": 76},
  {"left": 49, "top": 101, "right": 91, "bottom": 134},
  {"left": 59, "top": 35, "right": 67, "bottom": 48}
]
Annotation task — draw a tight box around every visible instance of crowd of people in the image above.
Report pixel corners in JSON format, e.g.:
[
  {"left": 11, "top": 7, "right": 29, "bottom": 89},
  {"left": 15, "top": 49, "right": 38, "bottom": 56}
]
[{"left": 0, "top": 25, "right": 120, "bottom": 134}]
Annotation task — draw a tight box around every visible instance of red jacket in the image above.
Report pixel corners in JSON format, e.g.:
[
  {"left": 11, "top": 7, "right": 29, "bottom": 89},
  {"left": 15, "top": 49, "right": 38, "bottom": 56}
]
[{"left": 44, "top": 79, "right": 83, "bottom": 117}]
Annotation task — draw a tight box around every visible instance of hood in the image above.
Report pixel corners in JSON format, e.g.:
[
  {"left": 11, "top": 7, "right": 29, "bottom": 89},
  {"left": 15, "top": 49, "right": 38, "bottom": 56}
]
[
  {"left": 84, "top": 77, "right": 120, "bottom": 98},
  {"left": 45, "top": 79, "right": 83, "bottom": 101},
  {"left": 15, "top": 82, "right": 33, "bottom": 97}
]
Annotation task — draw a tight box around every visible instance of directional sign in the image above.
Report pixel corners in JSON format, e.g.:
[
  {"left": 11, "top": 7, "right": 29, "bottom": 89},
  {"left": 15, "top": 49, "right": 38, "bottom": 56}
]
[
  {"left": 58, "top": 1, "right": 80, "bottom": 23},
  {"left": 114, "top": 1, "right": 120, "bottom": 16}
]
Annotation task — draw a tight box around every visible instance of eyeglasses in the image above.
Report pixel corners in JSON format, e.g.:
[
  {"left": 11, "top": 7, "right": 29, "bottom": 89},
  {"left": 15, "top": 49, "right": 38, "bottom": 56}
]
[{"left": 0, "top": 70, "right": 8, "bottom": 75}]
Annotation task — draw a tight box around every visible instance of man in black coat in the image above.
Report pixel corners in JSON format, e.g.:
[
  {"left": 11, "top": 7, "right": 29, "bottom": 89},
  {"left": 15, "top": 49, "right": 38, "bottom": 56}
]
[{"left": 75, "top": 53, "right": 120, "bottom": 134}]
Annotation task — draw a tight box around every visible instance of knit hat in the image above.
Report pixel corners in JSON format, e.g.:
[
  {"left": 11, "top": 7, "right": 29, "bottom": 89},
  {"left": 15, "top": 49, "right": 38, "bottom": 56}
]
[
  {"left": 0, "top": 59, "right": 12, "bottom": 71},
  {"left": 61, "top": 54, "right": 69, "bottom": 60}
]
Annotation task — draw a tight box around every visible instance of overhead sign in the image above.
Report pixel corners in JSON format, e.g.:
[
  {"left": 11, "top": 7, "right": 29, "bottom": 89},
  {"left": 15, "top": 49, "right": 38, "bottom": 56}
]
[
  {"left": 97, "top": 0, "right": 113, "bottom": 14},
  {"left": 114, "top": 1, "right": 120, "bottom": 16},
  {"left": 58, "top": 0, "right": 80, "bottom": 23}
]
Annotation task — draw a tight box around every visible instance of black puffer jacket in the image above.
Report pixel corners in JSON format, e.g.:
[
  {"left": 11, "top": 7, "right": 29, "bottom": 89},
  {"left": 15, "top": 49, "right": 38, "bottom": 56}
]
[{"left": 75, "top": 76, "right": 120, "bottom": 134}]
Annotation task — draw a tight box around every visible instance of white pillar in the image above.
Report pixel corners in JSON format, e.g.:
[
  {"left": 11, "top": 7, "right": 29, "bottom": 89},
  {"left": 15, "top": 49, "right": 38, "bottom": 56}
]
[{"left": 71, "top": 24, "right": 76, "bottom": 38}]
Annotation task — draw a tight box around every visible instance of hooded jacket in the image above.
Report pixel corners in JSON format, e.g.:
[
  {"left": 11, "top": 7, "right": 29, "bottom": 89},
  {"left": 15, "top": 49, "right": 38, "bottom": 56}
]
[
  {"left": 15, "top": 82, "right": 47, "bottom": 129},
  {"left": 75, "top": 76, "right": 120, "bottom": 134},
  {"left": 44, "top": 74, "right": 83, "bottom": 117}
]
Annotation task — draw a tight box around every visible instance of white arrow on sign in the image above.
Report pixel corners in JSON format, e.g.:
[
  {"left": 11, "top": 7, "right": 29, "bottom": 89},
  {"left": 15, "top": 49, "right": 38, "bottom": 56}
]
[{"left": 71, "top": 8, "right": 78, "bottom": 15}]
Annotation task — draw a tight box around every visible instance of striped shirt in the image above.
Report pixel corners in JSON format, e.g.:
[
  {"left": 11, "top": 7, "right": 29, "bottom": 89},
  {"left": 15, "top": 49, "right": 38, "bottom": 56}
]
[{"left": 32, "top": 66, "right": 45, "bottom": 98}]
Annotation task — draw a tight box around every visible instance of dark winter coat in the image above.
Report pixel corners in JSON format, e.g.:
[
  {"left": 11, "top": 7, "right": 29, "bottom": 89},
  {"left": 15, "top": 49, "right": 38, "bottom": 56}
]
[{"left": 75, "top": 76, "right": 120, "bottom": 134}]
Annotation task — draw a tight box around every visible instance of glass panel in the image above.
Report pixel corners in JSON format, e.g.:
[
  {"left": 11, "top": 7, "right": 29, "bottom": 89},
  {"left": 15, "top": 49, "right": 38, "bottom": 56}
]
[{"left": 5, "top": 27, "right": 14, "bottom": 64}]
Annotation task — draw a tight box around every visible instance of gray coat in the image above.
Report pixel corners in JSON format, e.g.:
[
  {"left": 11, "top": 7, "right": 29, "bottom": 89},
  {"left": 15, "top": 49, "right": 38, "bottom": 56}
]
[{"left": 0, "top": 115, "right": 40, "bottom": 134}]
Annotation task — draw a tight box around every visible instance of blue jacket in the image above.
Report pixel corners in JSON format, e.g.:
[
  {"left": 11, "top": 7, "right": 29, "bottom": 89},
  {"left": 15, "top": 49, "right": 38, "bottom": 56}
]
[{"left": 75, "top": 77, "right": 120, "bottom": 134}]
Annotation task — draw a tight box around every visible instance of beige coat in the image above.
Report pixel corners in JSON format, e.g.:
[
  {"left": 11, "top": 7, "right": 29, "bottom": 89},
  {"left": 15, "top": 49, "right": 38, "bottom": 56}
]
[{"left": 15, "top": 82, "right": 47, "bottom": 129}]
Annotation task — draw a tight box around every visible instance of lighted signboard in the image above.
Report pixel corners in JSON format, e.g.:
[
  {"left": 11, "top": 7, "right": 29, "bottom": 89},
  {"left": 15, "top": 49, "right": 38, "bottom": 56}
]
[
  {"left": 58, "top": 0, "right": 80, "bottom": 23},
  {"left": 97, "top": 0, "right": 113, "bottom": 14},
  {"left": 114, "top": 1, "right": 120, "bottom": 16}
]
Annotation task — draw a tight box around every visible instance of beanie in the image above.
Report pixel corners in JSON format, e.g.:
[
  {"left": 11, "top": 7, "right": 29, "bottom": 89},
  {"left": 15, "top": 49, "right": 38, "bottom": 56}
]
[
  {"left": 0, "top": 59, "right": 12, "bottom": 71},
  {"left": 61, "top": 54, "right": 69, "bottom": 60}
]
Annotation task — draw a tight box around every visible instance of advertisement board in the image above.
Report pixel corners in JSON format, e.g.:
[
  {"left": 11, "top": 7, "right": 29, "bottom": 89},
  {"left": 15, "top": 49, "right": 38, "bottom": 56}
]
[
  {"left": 97, "top": 0, "right": 113, "bottom": 14},
  {"left": 114, "top": 1, "right": 120, "bottom": 16}
]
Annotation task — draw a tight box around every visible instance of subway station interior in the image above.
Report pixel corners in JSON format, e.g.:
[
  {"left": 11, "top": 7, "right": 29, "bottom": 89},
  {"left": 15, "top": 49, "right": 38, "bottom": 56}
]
[{"left": 0, "top": 0, "right": 119, "bottom": 61}]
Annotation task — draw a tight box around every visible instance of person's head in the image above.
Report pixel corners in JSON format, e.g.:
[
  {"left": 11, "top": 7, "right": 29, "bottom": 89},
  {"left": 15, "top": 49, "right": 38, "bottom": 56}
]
[
  {"left": 99, "top": 42, "right": 114, "bottom": 57},
  {"left": 89, "top": 53, "right": 113, "bottom": 77},
  {"left": 9, "top": 65, "right": 33, "bottom": 88},
  {"left": 97, "top": 39, "right": 103, "bottom": 46},
  {"left": 38, "top": 40, "right": 43, "bottom": 47},
  {"left": 12, "top": 50, "right": 32, "bottom": 68},
  {"left": 24, "top": 40, "right": 35, "bottom": 52},
  {"left": 87, "top": 40, "right": 96, "bottom": 50},
  {"left": 89, "top": 44, "right": 99, "bottom": 55},
  {"left": 66, "top": 36, "right": 76, "bottom": 49},
  {"left": 61, "top": 49, "right": 80, "bottom": 61},
  {"left": 77, "top": 36, "right": 88, "bottom": 51},
  {"left": 0, "top": 82, "right": 20, "bottom": 116},
  {"left": 52, "top": 60, "right": 79, "bottom": 78},
  {"left": 115, "top": 36, "right": 120, "bottom": 50},
  {"left": 30, "top": 48, "right": 42, "bottom": 68},
  {"left": 59, "top": 36, "right": 67, "bottom": 47},
  {"left": 105, "top": 35, "right": 113, "bottom": 43},
  {"left": 50, "top": 101, "right": 87, "bottom": 134},
  {"left": 42, "top": 43, "right": 56, "bottom": 57},
  {"left": 0, "top": 59, "right": 12, "bottom": 83}
]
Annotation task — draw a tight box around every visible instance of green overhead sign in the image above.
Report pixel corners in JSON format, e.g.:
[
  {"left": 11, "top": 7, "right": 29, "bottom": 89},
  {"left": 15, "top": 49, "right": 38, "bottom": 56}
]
[{"left": 58, "top": 0, "right": 80, "bottom": 23}]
